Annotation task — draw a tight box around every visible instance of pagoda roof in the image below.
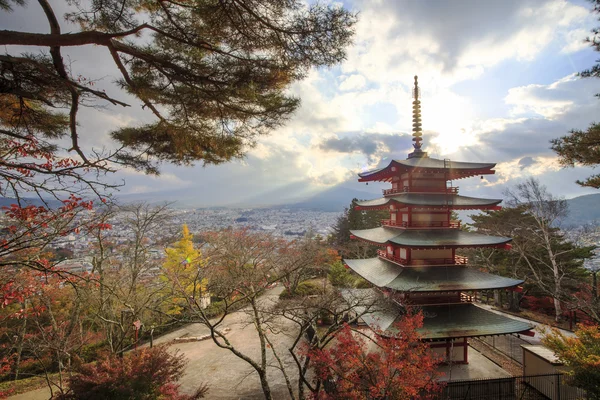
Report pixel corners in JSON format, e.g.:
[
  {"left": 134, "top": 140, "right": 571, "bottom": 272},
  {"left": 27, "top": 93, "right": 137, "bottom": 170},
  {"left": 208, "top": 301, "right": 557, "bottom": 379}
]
[
  {"left": 358, "top": 157, "right": 496, "bottom": 182},
  {"left": 342, "top": 289, "right": 533, "bottom": 339},
  {"left": 355, "top": 194, "right": 502, "bottom": 210},
  {"left": 344, "top": 257, "right": 523, "bottom": 292},
  {"left": 350, "top": 227, "right": 511, "bottom": 248}
]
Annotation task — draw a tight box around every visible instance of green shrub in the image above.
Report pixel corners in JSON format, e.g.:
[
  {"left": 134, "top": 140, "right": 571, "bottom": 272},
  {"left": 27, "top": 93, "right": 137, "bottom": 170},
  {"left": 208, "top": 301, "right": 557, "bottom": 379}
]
[
  {"left": 279, "top": 281, "right": 322, "bottom": 299},
  {"left": 354, "top": 277, "right": 372, "bottom": 289}
]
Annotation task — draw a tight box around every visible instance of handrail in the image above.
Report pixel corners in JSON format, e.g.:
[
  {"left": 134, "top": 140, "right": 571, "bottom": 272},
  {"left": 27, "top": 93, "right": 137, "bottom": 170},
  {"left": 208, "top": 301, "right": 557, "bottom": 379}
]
[
  {"left": 377, "top": 250, "right": 468, "bottom": 266},
  {"left": 381, "top": 220, "right": 461, "bottom": 229},
  {"left": 382, "top": 186, "right": 458, "bottom": 196}
]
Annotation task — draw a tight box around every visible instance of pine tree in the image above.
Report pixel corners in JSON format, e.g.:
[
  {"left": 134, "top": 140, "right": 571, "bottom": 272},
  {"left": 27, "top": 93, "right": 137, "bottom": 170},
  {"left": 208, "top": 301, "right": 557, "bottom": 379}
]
[
  {"left": 0, "top": 0, "right": 356, "bottom": 199},
  {"left": 551, "top": 0, "right": 600, "bottom": 188}
]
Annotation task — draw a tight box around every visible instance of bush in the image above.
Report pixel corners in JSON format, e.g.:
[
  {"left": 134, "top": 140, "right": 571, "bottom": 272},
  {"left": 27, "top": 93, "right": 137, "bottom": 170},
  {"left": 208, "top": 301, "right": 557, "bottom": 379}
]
[
  {"left": 202, "top": 301, "right": 225, "bottom": 319},
  {"left": 279, "top": 281, "right": 323, "bottom": 299},
  {"left": 55, "top": 346, "right": 207, "bottom": 400},
  {"left": 79, "top": 341, "right": 109, "bottom": 363},
  {"left": 353, "top": 277, "right": 372, "bottom": 289}
]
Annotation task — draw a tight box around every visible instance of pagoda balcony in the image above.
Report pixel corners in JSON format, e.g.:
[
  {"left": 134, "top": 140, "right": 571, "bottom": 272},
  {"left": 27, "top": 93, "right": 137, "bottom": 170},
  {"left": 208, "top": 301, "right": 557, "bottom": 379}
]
[
  {"left": 381, "top": 220, "right": 461, "bottom": 229},
  {"left": 383, "top": 186, "right": 459, "bottom": 196},
  {"left": 377, "top": 250, "right": 468, "bottom": 266}
]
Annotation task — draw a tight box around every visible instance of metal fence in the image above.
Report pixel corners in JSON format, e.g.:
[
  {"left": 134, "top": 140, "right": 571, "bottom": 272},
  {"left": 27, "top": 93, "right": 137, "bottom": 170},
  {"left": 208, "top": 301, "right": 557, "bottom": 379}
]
[
  {"left": 475, "top": 333, "right": 531, "bottom": 365},
  {"left": 440, "top": 373, "right": 588, "bottom": 400}
]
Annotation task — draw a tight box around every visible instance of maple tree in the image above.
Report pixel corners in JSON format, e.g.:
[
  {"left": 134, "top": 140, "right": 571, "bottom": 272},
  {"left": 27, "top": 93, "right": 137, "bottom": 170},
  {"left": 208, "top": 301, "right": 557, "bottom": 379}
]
[
  {"left": 542, "top": 324, "right": 600, "bottom": 399},
  {"left": 0, "top": 269, "right": 100, "bottom": 396},
  {"left": 55, "top": 346, "right": 208, "bottom": 400},
  {"left": 306, "top": 313, "right": 443, "bottom": 400}
]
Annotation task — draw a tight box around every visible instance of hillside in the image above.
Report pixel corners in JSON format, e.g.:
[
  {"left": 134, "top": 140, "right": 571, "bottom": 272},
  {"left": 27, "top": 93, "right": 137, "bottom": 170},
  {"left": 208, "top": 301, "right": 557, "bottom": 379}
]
[{"left": 563, "top": 193, "right": 600, "bottom": 228}]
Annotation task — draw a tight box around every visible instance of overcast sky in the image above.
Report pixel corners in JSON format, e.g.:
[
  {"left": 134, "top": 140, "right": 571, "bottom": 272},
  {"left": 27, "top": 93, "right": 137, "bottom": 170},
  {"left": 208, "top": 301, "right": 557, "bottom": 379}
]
[{"left": 3, "top": 0, "right": 600, "bottom": 206}]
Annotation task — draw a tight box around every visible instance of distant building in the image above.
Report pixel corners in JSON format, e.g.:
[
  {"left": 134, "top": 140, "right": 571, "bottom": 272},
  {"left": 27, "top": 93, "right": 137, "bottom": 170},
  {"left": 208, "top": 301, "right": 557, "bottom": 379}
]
[{"left": 343, "top": 76, "right": 533, "bottom": 364}]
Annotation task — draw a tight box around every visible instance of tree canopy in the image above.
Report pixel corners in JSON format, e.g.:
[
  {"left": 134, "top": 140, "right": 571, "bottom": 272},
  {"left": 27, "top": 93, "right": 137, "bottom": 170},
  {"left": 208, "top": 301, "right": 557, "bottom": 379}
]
[
  {"left": 542, "top": 324, "right": 600, "bottom": 400},
  {"left": 470, "top": 178, "right": 595, "bottom": 320},
  {"left": 0, "top": 0, "right": 356, "bottom": 199},
  {"left": 551, "top": 0, "right": 600, "bottom": 188}
]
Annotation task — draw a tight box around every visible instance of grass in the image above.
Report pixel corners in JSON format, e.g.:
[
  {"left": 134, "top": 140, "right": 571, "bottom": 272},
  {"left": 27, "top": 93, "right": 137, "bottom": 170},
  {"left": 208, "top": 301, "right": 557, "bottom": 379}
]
[{"left": 0, "top": 372, "right": 61, "bottom": 398}]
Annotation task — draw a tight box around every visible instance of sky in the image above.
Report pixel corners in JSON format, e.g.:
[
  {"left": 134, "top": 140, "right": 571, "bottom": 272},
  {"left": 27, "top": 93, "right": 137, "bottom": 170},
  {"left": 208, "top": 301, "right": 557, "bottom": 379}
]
[{"left": 2, "top": 0, "right": 600, "bottom": 207}]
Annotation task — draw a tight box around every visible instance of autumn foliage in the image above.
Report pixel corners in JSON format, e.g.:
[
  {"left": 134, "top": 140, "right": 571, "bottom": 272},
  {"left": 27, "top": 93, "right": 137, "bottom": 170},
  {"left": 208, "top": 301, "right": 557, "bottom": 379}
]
[
  {"left": 542, "top": 324, "right": 600, "bottom": 399},
  {"left": 307, "top": 312, "right": 443, "bottom": 400},
  {"left": 55, "top": 346, "right": 207, "bottom": 400}
]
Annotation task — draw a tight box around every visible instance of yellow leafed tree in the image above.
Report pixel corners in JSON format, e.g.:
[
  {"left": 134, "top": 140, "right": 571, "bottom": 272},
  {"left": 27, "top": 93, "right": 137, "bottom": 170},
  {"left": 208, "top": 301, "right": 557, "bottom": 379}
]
[{"left": 162, "top": 224, "right": 209, "bottom": 315}]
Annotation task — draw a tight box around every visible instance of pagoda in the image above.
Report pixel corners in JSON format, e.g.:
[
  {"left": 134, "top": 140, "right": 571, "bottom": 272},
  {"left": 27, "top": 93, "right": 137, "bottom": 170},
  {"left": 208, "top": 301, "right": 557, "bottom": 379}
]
[{"left": 344, "top": 76, "right": 532, "bottom": 364}]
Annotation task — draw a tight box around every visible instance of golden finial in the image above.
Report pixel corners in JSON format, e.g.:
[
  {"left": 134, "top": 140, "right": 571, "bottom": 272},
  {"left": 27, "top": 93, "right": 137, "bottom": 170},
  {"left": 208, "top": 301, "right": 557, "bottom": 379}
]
[{"left": 412, "top": 75, "right": 423, "bottom": 152}]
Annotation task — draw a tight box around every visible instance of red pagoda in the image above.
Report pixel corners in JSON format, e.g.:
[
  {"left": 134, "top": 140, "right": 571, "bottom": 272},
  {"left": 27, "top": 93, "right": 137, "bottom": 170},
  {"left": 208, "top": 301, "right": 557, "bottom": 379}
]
[{"left": 344, "top": 76, "right": 532, "bottom": 364}]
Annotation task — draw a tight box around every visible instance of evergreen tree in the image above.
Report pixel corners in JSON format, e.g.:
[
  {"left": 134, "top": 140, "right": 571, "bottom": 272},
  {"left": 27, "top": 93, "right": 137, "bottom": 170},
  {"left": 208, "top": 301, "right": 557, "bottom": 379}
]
[
  {"left": 470, "top": 202, "right": 594, "bottom": 319},
  {"left": 551, "top": 0, "right": 600, "bottom": 188},
  {"left": 330, "top": 198, "right": 388, "bottom": 258}
]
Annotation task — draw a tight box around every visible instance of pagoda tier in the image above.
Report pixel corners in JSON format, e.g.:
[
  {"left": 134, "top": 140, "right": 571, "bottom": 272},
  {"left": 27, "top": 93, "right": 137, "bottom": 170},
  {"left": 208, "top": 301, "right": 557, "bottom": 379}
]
[
  {"left": 344, "top": 258, "right": 523, "bottom": 292},
  {"left": 358, "top": 157, "right": 496, "bottom": 183},
  {"left": 348, "top": 289, "right": 532, "bottom": 339},
  {"left": 354, "top": 194, "right": 502, "bottom": 211},
  {"left": 350, "top": 227, "right": 511, "bottom": 249}
]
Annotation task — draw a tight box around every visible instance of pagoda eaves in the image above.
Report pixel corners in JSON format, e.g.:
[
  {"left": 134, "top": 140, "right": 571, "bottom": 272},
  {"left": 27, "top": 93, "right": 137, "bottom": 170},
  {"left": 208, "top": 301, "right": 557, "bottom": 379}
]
[
  {"left": 344, "top": 258, "right": 523, "bottom": 292},
  {"left": 358, "top": 158, "right": 496, "bottom": 182},
  {"left": 350, "top": 227, "right": 512, "bottom": 248},
  {"left": 354, "top": 193, "right": 502, "bottom": 211}
]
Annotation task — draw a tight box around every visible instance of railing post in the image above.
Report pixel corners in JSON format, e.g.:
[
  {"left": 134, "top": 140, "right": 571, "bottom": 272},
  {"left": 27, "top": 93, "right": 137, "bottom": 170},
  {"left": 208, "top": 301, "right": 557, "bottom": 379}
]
[{"left": 555, "top": 373, "right": 560, "bottom": 400}]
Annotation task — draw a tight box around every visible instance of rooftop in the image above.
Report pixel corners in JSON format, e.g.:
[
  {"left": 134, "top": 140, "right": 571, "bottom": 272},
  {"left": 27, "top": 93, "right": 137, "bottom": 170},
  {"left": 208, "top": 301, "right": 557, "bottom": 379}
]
[
  {"left": 350, "top": 226, "right": 511, "bottom": 248},
  {"left": 355, "top": 193, "right": 502, "bottom": 210},
  {"left": 344, "top": 257, "right": 523, "bottom": 291},
  {"left": 343, "top": 289, "right": 533, "bottom": 339},
  {"left": 358, "top": 158, "right": 496, "bottom": 182}
]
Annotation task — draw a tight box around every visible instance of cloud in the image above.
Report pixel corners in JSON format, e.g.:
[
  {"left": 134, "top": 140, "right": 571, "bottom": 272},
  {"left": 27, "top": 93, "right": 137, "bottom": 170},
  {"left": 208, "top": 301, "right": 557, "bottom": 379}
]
[
  {"left": 343, "top": 0, "right": 593, "bottom": 86},
  {"left": 505, "top": 74, "right": 584, "bottom": 118},
  {"left": 560, "top": 28, "right": 591, "bottom": 54},
  {"left": 518, "top": 156, "right": 537, "bottom": 169},
  {"left": 339, "top": 74, "right": 367, "bottom": 91},
  {"left": 317, "top": 132, "right": 409, "bottom": 162}
]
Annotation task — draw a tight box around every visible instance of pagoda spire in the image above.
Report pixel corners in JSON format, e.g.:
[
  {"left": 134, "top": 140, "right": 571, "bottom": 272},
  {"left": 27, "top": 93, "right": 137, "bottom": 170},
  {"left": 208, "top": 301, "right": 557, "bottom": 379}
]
[{"left": 408, "top": 75, "right": 427, "bottom": 158}]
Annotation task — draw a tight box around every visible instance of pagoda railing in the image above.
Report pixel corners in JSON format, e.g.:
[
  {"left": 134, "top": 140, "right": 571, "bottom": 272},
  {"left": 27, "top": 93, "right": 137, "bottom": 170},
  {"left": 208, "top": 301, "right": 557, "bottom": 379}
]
[
  {"left": 381, "top": 220, "right": 460, "bottom": 229},
  {"left": 377, "top": 250, "right": 407, "bottom": 265},
  {"left": 377, "top": 250, "right": 468, "bottom": 266},
  {"left": 382, "top": 186, "right": 459, "bottom": 196}
]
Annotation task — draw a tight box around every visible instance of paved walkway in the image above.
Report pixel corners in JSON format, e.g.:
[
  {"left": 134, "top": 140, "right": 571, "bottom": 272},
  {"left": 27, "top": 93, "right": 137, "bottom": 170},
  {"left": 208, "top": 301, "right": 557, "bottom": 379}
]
[{"left": 438, "top": 346, "right": 511, "bottom": 381}]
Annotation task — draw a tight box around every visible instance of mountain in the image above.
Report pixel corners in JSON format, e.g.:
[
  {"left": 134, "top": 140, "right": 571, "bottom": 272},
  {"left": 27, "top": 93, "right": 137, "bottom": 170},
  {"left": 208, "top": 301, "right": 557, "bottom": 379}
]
[
  {"left": 284, "top": 186, "right": 378, "bottom": 212},
  {"left": 114, "top": 178, "right": 383, "bottom": 211},
  {"left": 563, "top": 193, "right": 600, "bottom": 228}
]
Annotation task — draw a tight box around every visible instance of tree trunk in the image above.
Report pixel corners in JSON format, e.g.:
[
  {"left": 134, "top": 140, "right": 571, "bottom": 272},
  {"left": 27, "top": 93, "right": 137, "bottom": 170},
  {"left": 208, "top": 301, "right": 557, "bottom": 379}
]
[
  {"left": 12, "top": 303, "right": 27, "bottom": 380},
  {"left": 257, "top": 369, "right": 273, "bottom": 400},
  {"left": 494, "top": 290, "right": 502, "bottom": 308},
  {"left": 508, "top": 291, "right": 520, "bottom": 312},
  {"left": 553, "top": 296, "right": 562, "bottom": 322}
]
